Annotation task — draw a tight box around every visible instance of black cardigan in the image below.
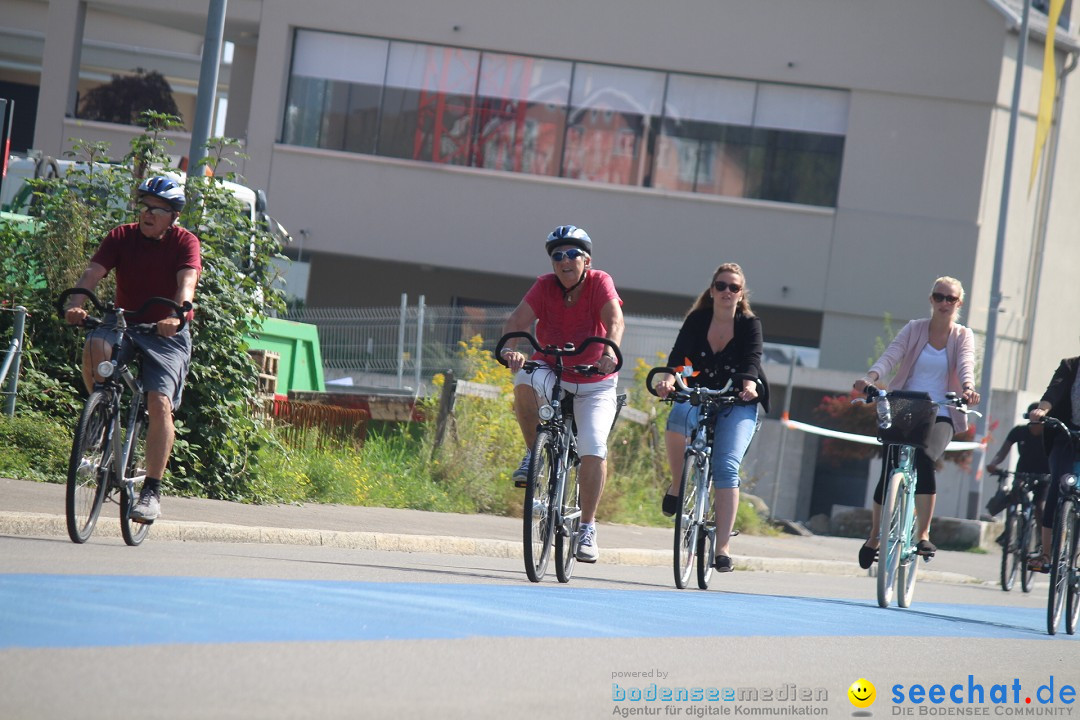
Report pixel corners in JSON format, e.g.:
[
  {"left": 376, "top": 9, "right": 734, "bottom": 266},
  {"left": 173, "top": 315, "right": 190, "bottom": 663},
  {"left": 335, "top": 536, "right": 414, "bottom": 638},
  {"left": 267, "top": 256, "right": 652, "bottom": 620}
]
[
  {"left": 665, "top": 309, "right": 770, "bottom": 413},
  {"left": 1040, "top": 355, "right": 1080, "bottom": 453}
]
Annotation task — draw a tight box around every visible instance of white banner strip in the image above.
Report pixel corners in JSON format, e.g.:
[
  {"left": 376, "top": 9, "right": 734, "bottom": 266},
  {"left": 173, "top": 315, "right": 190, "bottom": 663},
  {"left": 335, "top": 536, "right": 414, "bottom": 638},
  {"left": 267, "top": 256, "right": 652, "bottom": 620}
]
[{"left": 781, "top": 418, "right": 984, "bottom": 452}]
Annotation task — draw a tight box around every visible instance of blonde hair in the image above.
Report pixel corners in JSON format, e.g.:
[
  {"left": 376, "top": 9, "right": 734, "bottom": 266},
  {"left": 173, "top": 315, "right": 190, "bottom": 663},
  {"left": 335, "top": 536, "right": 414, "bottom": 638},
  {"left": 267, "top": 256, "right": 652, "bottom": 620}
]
[
  {"left": 932, "top": 276, "right": 965, "bottom": 302},
  {"left": 686, "top": 263, "right": 755, "bottom": 318}
]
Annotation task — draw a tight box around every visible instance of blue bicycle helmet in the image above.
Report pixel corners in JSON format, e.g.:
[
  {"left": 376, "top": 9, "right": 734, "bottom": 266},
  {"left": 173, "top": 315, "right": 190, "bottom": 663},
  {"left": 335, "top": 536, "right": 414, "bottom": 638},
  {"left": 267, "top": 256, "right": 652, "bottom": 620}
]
[
  {"left": 137, "top": 175, "right": 186, "bottom": 212},
  {"left": 545, "top": 225, "right": 592, "bottom": 256}
]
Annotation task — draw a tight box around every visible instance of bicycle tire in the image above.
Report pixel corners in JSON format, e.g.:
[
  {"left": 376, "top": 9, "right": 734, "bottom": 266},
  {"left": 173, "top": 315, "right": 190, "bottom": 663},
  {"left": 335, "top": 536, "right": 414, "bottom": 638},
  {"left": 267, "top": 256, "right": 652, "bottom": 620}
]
[
  {"left": 1000, "top": 507, "right": 1019, "bottom": 591},
  {"left": 120, "top": 400, "right": 150, "bottom": 547},
  {"left": 1047, "top": 499, "right": 1073, "bottom": 635},
  {"left": 555, "top": 456, "right": 581, "bottom": 584},
  {"left": 696, "top": 490, "right": 715, "bottom": 590},
  {"left": 1021, "top": 507, "right": 1039, "bottom": 593},
  {"left": 1065, "top": 514, "right": 1080, "bottom": 635},
  {"left": 877, "top": 471, "right": 905, "bottom": 609},
  {"left": 673, "top": 453, "right": 701, "bottom": 589},
  {"left": 523, "top": 430, "right": 556, "bottom": 582},
  {"left": 65, "top": 391, "right": 112, "bottom": 544}
]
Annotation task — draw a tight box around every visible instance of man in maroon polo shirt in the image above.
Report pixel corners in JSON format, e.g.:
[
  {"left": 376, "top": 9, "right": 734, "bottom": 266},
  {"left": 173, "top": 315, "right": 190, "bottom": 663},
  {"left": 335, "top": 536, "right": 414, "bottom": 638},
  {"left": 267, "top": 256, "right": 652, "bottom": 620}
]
[{"left": 64, "top": 176, "right": 201, "bottom": 523}]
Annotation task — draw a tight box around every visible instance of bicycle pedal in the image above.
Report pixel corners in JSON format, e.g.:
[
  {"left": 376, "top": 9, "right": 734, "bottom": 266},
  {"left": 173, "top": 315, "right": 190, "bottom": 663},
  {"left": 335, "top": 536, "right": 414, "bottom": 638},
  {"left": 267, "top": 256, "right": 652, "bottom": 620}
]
[{"left": 514, "top": 479, "right": 528, "bottom": 489}]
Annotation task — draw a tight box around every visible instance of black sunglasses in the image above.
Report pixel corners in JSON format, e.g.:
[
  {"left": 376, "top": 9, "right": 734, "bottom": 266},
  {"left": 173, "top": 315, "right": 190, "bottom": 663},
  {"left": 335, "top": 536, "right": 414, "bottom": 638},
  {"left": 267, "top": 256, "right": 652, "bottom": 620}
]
[
  {"left": 713, "top": 281, "right": 743, "bottom": 293},
  {"left": 550, "top": 249, "right": 587, "bottom": 262},
  {"left": 932, "top": 292, "right": 960, "bottom": 304}
]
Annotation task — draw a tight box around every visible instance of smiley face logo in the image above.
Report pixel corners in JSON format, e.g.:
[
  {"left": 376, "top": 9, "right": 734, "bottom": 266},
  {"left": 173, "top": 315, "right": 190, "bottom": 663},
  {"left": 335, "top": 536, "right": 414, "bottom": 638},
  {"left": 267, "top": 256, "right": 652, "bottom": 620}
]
[{"left": 848, "top": 679, "right": 876, "bottom": 708}]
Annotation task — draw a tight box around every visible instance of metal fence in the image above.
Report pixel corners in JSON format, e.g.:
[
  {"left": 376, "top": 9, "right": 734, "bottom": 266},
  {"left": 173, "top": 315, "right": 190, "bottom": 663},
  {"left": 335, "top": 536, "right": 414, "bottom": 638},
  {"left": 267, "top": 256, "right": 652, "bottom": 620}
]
[
  {"left": 285, "top": 297, "right": 683, "bottom": 391},
  {"left": 284, "top": 296, "right": 817, "bottom": 392}
]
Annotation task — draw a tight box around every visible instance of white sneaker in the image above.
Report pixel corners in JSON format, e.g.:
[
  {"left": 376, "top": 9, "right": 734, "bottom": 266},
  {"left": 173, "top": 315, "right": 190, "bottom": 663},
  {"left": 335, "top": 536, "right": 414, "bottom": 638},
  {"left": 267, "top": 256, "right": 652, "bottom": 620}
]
[{"left": 576, "top": 525, "right": 598, "bottom": 563}]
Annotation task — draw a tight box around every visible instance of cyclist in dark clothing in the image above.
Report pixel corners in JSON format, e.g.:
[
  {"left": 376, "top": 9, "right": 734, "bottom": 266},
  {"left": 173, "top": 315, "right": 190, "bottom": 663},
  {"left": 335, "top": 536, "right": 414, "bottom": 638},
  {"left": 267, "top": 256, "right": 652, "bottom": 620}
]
[
  {"left": 1025, "top": 356, "right": 1080, "bottom": 573},
  {"left": 987, "top": 403, "right": 1051, "bottom": 477}
]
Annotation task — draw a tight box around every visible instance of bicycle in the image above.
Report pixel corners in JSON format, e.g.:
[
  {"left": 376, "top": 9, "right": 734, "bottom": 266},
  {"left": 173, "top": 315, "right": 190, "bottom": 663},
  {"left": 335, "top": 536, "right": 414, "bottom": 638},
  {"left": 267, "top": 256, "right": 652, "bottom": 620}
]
[
  {"left": 854, "top": 388, "right": 980, "bottom": 609},
  {"left": 646, "top": 366, "right": 741, "bottom": 590},
  {"left": 57, "top": 287, "right": 189, "bottom": 547},
  {"left": 989, "top": 470, "right": 1047, "bottom": 592},
  {"left": 494, "top": 331, "right": 622, "bottom": 583},
  {"left": 1039, "top": 416, "right": 1080, "bottom": 636}
]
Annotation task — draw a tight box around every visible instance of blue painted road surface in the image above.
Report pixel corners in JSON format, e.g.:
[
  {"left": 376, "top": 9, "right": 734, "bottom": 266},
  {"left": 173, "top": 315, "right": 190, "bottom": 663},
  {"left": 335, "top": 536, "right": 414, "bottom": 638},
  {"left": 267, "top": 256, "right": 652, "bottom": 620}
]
[{"left": 1, "top": 574, "right": 1071, "bottom": 649}]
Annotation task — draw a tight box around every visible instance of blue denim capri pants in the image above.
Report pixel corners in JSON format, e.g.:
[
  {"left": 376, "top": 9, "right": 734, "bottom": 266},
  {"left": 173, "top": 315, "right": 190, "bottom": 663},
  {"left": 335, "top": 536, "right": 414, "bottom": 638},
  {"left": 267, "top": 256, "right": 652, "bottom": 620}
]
[{"left": 666, "top": 400, "right": 759, "bottom": 489}]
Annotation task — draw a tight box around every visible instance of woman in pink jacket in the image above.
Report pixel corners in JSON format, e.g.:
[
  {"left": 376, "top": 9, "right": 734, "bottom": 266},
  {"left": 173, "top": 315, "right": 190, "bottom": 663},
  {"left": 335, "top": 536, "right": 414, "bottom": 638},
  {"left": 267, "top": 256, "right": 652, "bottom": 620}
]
[{"left": 852, "top": 276, "right": 981, "bottom": 567}]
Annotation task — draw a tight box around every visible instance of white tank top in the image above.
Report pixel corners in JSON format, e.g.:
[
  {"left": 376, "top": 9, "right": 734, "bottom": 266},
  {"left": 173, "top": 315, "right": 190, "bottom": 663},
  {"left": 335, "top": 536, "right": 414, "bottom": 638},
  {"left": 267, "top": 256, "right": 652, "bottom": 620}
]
[{"left": 905, "top": 344, "right": 949, "bottom": 417}]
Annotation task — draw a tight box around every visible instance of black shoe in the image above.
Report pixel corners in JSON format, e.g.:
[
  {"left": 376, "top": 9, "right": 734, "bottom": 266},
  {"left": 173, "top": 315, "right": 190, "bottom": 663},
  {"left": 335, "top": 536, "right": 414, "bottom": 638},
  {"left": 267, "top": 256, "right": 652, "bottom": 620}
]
[
  {"left": 714, "top": 554, "right": 733, "bottom": 572},
  {"left": 915, "top": 539, "right": 937, "bottom": 558},
  {"left": 661, "top": 493, "right": 679, "bottom": 517},
  {"left": 858, "top": 543, "right": 878, "bottom": 569}
]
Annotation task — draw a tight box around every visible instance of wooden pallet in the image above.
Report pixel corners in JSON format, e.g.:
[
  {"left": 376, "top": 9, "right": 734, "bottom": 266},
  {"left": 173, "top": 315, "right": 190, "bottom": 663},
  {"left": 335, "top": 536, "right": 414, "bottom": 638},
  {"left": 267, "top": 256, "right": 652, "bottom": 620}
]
[{"left": 249, "top": 349, "right": 280, "bottom": 396}]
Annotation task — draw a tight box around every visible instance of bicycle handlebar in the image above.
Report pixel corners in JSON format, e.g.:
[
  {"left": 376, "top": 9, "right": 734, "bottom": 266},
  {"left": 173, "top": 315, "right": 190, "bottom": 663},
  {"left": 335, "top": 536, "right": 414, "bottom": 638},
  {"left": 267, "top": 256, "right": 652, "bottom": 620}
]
[
  {"left": 645, "top": 366, "right": 740, "bottom": 406},
  {"left": 851, "top": 385, "right": 982, "bottom": 417},
  {"left": 494, "top": 331, "right": 623, "bottom": 374},
  {"left": 57, "top": 288, "right": 191, "bottom": 334}
]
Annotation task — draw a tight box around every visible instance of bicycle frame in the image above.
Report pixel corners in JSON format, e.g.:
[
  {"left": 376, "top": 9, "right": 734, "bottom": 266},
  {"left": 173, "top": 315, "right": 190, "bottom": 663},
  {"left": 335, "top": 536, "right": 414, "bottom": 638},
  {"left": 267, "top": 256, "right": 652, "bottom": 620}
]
[{"left": 495, "top": 331, "right": 622, "bottom": 583}]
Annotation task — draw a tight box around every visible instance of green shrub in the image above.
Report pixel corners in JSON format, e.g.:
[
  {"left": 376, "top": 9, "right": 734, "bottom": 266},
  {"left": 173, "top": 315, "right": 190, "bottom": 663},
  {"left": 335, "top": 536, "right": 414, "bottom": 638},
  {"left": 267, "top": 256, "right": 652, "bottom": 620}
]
[{"left": 0, "top": 415, "right": 70, "bottom": 483}]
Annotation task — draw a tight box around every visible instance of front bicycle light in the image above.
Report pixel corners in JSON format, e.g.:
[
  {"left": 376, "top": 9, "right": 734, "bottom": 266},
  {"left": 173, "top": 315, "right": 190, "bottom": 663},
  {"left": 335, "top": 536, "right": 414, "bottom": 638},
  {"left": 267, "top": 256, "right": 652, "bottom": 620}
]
[{"left": 96, "top": 360, "right": 115, "bottom": 378}]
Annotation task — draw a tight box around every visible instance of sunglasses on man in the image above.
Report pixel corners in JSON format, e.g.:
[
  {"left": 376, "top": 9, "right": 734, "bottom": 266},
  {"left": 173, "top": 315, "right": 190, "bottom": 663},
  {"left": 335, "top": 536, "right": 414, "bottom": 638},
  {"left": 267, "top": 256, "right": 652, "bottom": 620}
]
[
  {"left": 137, "top": 202, "right": 174, "bottom": 218},
  {"left": 550, "top": 249, "right": 588, "bottom": 262}
]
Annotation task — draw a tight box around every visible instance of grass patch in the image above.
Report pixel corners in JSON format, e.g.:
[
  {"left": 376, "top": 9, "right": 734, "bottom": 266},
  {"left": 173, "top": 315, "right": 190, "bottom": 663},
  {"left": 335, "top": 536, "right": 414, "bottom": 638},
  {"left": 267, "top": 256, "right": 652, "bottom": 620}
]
[{"left": 0, "top": 414, "right": 70, "bottom": 484}]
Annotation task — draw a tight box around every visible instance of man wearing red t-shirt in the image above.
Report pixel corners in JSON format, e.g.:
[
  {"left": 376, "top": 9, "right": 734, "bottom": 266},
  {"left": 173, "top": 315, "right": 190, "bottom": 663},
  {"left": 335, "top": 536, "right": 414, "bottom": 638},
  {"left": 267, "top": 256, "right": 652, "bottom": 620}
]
[
  {"left": 500, "top": 225, "right": 624, "bottom": 563},
  {"left": 64, "top": 176, "right": 201, "bottom": 523}
]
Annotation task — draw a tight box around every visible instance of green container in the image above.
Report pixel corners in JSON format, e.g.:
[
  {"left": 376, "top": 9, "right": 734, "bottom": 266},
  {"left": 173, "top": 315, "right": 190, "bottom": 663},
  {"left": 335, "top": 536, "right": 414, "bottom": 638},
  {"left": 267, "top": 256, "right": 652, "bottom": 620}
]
[{"left": 245, "top": 316, "right": 325, "bottom": 394}]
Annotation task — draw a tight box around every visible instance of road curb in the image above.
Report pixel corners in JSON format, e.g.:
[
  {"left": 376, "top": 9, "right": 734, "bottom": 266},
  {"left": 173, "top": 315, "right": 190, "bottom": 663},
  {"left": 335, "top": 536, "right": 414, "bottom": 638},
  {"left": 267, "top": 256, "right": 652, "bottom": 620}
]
[{"left": 0, "top": 511, "right": 983, "bottom": 585}]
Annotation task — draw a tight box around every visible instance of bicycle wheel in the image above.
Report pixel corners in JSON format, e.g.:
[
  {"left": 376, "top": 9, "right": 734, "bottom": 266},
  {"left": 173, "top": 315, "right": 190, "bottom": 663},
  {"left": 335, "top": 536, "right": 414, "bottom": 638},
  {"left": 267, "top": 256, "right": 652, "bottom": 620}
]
[
  {"left": 120, "top": 400, "right": 150, "bottom": 547},
  {"left": 877, "top": 471, "right": 905, "bottom": 609},
  {"left": 1021, "top": 508, "right": 1039, "bottom": 593},
  {"left": 523, "top": 430, "right": 556, "bottom": 582},
  {"left": 1065, "top": 514, "right": 1080, "bottom": 635},
  {"left": 555, "top": 457, "right": 581, "bottom": 584},
  {"left": 1047, "top": 500, "right": 1073, "bottom": 635},
  {"left": 673, "top": 453, "right": 701, "bottom": 589},
  {"left": 999, "top": 507, "right": 1019, "bottom": 591},
  {"left": 696, "top": 483, "right": 715, "bottom": 590},
  {"left": 65, "top": 391, "right": 112, "bottom": 544}
]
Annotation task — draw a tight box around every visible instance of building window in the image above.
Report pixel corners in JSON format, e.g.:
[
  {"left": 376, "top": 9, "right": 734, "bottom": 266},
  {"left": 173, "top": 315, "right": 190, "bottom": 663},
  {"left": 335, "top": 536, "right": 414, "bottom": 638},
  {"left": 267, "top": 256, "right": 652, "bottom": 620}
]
[
  {"left": 282, "top": 30, "right": 848, "bottom": 207},
  {"left": 562, "top": 63, "right": 664, "bottom": 186},
  {"left": 377, "top": 42, "right": 480, "bottom": 165},
  {"left": 283, "top": 31, "right": 387, "bottom": 153},
  {"left": 472, "top": 52, "right": 571, "bottom": 176}
]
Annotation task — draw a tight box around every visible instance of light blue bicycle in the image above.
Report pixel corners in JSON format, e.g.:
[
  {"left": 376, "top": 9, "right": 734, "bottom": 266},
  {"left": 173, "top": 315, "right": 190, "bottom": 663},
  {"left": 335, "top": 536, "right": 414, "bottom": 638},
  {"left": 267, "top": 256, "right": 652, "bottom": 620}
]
[{"left": 856, "top": 388, "right": 979, "bottom": 608}]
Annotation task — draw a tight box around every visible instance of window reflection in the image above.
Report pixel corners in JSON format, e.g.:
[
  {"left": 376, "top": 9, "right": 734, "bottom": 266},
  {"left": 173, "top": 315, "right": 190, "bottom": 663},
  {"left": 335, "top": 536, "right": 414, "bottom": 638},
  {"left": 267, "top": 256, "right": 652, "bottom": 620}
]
[{"left": 281, "top": 31, "right": 847, "bottom": 208}]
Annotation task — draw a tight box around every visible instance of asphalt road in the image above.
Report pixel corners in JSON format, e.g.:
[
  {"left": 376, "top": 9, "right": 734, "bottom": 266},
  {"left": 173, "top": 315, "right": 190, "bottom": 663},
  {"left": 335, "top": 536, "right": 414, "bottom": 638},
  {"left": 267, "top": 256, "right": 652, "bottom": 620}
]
[{"left": 1, "top": 530, "right": 1075, "bottom": 720}]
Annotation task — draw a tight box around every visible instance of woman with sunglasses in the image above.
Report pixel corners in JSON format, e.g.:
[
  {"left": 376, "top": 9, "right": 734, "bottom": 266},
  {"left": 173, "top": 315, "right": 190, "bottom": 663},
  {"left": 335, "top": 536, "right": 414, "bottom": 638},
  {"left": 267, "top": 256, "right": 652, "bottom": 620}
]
[
  {"left": 852, "top": 276, "right": 980, "bottom": 568},
  {"left": 500, "top": 225, "right": 624, "bottom": 564},
  {"left": 653, "top": 263, "right": 770, "bottom": 572}
]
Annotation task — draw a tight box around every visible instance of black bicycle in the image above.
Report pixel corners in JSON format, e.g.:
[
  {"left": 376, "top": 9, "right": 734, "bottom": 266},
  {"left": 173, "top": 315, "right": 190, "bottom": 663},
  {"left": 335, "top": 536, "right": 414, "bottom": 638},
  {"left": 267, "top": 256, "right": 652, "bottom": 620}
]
[
  {"left": 495, "top": 331, "right": 622, "bottom": 583},
  {"left": 1040, "top": 416, "right": 1080, "bottom": 636},
  {"left": 58, "top": 288, "right": 189, "bottom": 546},
  {"left": 646, "top": 367, "right": 741, "bottom": 590},
  {"left": 990, "top": 470, "right": 1047, "bottom": 592}
]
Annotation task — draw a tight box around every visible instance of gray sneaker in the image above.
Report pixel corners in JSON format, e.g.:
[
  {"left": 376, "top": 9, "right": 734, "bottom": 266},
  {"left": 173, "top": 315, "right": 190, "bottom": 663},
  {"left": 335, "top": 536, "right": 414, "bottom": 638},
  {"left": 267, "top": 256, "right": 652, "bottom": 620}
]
[
  {"left": 575, "top": 525, "right": 598, "bottom": 563},
  {"left": 512, "top": 450, "right": 532, "bottom": 487},
  {"left": 129, "top": 487, "right": 160, "bottom": 524}
]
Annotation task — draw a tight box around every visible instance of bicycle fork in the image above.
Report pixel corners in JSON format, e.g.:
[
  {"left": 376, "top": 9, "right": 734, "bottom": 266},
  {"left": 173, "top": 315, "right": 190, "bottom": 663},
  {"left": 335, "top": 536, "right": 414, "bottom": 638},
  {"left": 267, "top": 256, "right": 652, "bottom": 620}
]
[{"left": 897, "top": 446, "right": 918, "bottom": 563}]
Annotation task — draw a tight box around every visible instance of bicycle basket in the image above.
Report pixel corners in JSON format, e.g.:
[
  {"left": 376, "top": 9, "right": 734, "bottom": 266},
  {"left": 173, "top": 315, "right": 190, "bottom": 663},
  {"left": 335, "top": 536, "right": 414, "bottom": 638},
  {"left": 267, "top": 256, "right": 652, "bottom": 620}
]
[{"left": 878, "top": 391, "right": 937, "bottom": 448}]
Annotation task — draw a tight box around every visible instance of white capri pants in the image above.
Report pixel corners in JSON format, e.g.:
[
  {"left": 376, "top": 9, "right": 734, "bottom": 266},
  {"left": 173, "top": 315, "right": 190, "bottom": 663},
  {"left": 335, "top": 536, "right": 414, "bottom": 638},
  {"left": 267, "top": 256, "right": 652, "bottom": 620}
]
[{"left": 514, "top": 364, "right": 619, "bottom": 459}]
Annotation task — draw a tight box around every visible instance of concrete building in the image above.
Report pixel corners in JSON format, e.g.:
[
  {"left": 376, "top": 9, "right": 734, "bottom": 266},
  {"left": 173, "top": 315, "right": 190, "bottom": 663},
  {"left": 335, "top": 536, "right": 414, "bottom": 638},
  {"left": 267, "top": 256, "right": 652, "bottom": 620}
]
[{"left": 2, "top": 0, "right": 1078, "bottom": 520}]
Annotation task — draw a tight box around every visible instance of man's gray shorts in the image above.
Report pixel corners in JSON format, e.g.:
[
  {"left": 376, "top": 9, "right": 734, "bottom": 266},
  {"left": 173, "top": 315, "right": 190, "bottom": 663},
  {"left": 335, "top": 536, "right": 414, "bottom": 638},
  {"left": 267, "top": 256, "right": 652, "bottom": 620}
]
[{"left": 88, "top": 321, "right": 192, "bottom": 410}]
